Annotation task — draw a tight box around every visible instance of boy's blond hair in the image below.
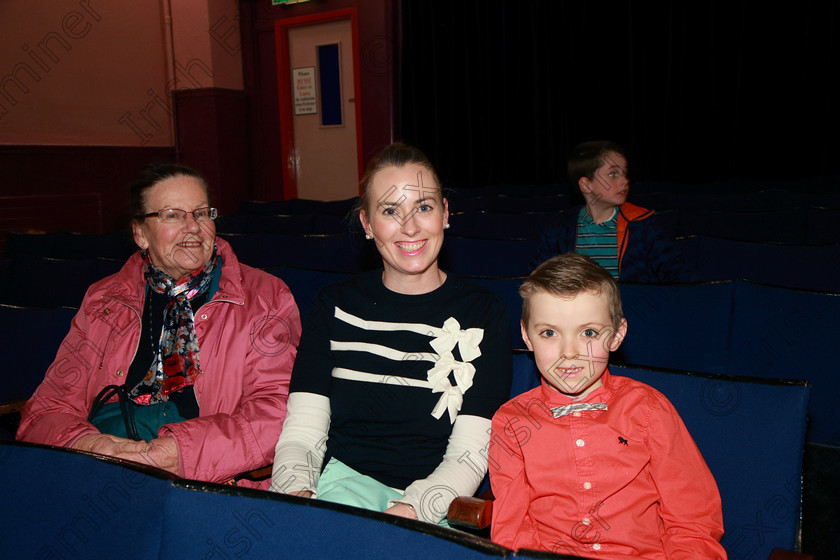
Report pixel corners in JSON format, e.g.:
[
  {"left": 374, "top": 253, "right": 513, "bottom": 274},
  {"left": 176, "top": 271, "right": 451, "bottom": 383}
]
[{"left": 520, "top": 253, "right": 624, "bottom": 329}]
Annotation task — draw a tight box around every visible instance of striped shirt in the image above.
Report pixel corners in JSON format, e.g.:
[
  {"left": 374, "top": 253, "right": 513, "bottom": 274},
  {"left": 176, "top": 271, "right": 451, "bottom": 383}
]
[{"left": 575, "top": 206, "right": 619, "bottom": 278}]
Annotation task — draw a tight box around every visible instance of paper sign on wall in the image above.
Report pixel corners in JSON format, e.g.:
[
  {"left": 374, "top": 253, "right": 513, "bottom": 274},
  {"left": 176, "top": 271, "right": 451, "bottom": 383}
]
[{"left": 293, "top": 67, "right": 317, "bottom": 115}]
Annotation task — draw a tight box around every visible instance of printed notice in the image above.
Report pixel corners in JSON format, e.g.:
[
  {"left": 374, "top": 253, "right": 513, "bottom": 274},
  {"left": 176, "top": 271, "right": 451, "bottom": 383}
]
[{"left": 293, "top": 67, "right": 317, "bottom": 115}]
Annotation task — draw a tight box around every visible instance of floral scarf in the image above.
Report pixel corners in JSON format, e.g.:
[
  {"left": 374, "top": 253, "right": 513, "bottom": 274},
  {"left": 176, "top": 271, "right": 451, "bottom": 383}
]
[{"left": 128, "top": 248, "right": 218, "bottom": 405}]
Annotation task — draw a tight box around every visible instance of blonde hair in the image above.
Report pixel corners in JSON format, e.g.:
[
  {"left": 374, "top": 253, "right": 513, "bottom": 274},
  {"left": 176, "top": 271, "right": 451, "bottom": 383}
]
[{"left": 520, "top": 253, "right": 624, "bottom": 329}]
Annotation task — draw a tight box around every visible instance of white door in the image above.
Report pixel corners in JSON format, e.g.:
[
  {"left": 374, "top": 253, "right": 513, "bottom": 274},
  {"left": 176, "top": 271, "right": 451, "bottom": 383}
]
[{"left": 287, "top": 19, "right": 359, "bottom": 201}]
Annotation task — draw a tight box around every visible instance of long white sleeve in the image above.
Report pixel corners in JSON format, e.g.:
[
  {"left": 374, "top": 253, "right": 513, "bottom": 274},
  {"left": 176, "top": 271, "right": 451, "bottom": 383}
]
[
  {"left": 393, "top": 414, "right": 491, "bottom": 523},
  {"left": 269, "top": 392, "right": 331, "bottom": 496}
]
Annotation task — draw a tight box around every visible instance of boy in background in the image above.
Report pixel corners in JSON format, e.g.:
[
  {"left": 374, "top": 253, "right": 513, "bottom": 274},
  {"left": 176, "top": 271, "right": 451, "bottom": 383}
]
[
  {"left": 490, "top": 253, "right": 725, "bottom": 559},
  {"left": 532, "top": 141, "right": 694, "bottom": 283}
]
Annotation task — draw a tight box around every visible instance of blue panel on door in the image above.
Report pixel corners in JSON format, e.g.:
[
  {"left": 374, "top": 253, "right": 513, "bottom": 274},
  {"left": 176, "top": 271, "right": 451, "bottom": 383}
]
[{"left": 318, "top": 43, "right": 342, "bottom": 126}]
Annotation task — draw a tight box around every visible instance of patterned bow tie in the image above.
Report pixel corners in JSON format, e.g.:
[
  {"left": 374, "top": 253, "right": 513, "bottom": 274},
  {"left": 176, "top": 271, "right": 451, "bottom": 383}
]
[{"left": 551, "top": 402, "right": 608, "bottom": 418}]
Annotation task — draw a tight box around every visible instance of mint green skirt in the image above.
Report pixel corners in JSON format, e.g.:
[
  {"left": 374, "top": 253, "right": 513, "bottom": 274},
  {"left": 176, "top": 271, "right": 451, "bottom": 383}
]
[{"left": 316, "top": 458, "right": 450, "bottom": 527}]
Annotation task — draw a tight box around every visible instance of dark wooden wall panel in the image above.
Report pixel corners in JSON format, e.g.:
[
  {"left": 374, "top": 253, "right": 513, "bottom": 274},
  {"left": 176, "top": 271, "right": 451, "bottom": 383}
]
[
  {"left": 0, "top": 145, "right": 175, "bottom": 253},
  {"left": 173, "top": 88, "right": 249, "bottom": 218}
]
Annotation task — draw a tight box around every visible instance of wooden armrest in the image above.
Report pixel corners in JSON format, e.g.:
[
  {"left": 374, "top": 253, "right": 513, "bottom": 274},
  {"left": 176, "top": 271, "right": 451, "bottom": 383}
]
[
  {"left": 0, "top": 399, "right": 28, "bottom": 415},
  {"left": 237, "top": 465, "right": 272, "bottom": 482},
  {"left": 768, "top": 549, "right": 814, "bottom": 560},
  {"left": 447, "top": 496, "right": 493, "bottom": 529}
]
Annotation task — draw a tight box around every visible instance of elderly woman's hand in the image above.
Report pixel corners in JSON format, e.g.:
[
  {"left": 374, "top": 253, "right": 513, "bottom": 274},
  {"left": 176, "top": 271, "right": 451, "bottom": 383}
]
[
  {"left": 73, "top": 433, "right": 147, "bottom": 455},
  {"left": 134, "top": 436, "right": 180, "bottom": 474},
  {"left": 73, "top": 434, "right": 180, "bottom": 475}
]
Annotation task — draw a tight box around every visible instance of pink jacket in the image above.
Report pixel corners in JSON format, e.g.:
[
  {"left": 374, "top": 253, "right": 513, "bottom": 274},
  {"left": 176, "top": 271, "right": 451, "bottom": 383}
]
[{"left": 17, "top": 238, "right": 301, "bottom": 487}]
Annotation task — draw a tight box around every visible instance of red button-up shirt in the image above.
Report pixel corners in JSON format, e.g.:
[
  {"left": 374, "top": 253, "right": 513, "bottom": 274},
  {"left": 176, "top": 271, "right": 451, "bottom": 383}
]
[{"left": 490, "top": 370, "right": 726, "bottom": 559}]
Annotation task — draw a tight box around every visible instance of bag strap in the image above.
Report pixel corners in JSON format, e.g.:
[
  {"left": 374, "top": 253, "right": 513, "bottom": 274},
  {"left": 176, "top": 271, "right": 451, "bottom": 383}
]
[
  {"left": 88, "top": 384, "right": 142, "bottom": 441},
  {"left": 120, "top": 390, "right": 141, "bottom": 441},
  {"left": 88, "top": 385, "right": 122, "bottom": 423}
]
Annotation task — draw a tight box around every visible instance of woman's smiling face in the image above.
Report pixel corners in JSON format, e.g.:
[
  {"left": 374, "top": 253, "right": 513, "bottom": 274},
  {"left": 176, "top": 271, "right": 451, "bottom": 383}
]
[
  {"left": 132, "top": 175, "right": 216, "bottom": 280},
  {"left": 360, "top": 162, "right": 449, "bottom": 293}
]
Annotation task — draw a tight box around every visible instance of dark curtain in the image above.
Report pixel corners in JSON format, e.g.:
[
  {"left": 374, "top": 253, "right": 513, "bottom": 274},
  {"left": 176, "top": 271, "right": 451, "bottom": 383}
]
[{"left": 398, "top": 1, "right": 840, "bottom": 188}]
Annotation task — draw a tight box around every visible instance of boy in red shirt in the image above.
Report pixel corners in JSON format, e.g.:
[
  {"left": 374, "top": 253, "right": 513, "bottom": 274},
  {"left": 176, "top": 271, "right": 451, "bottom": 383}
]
[{"left": 490, "top": 253, "right": 725, "bottom": 559}]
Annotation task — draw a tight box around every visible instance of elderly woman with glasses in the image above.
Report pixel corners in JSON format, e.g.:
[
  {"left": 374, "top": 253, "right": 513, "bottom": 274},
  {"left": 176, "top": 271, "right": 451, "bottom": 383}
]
[{"left": 17, "top": 163, "right": 301, "bottom": 487}]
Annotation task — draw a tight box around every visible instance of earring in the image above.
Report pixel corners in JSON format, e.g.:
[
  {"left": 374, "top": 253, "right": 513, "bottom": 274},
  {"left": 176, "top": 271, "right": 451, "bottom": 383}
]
[
  {"left": 444, "top": 223, "right": 450, "bottom": 229},
  {"left": 365, "top": 233, "right": 372, "bottom": 240}
]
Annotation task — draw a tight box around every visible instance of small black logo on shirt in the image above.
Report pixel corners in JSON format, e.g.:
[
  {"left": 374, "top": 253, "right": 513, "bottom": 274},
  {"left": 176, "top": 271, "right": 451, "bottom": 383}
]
[{"left": 618, "top": 437, "right": 628, "bottom": 446}]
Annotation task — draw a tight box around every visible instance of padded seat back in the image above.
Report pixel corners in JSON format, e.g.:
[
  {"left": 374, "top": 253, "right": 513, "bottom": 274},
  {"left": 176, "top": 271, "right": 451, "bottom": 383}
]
[
  {"left": 439, "top": 237, "right": 536, "bottom": 277},
  {"left": 728, "top": 281, "right": 840, "bottom": 444},
  {"left": 0, "top": 442, "right": 171, "bottom": 560},
  {"left": 219, "top": 233, "right": 376, "bottom": 272},
  {"left": 269, "top": 267, "right": 350, "bottom": 324},
  {"left": 158, "top": 480, "right": 507, "bottom": 560},
  {"left": 680, "top": 236, "right": 840, "bottom": 293},
  {"left": 0, "top": 305, "right": 76, "bottom": 403},
  {"left": 616, "top": 281, "right": 734, "bottom": 374},
  {"left": 613, "top": 364, "right": 809, "bottom": 560},
  {"left": 449, "top": 212, "right": 557, "bottom": 240}
]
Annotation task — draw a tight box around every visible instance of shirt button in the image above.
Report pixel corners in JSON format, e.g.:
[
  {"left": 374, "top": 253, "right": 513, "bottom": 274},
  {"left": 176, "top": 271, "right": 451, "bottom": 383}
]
[
  {"left": 573, "top": 411, "right": 581, "bottom": 417},
  {"left": 581, "top": 518, "right": 590, "bottom": 525},
  {"left": 576, "top": 439, "right": 585, "bottom": 447},
  {"left": 200, "top": 313, "right": 208, "bottom": 320},
  {"left": 592, "top": 544, "right": 601, "bottom": 551},
  {"left": 103, "top": 307, "right": 111, "bottom": 315},
  {"left": 583, "top": 482, "right": 592, "bottom": 490},
  {"left": 116, "top": 370, "right": 125, "bottom": 377}
]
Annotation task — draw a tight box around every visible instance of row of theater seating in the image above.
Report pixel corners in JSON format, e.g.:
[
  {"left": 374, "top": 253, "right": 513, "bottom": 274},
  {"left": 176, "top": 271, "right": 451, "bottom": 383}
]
[
  {"left": 221, "top": 205, "right": 840, "bottom": 245},
  {"left": 237, "top": 182, "right": 840, "bottom": 214},
  {"left": 219, "top": 205, "right": 840, "bottom": 246},
  {"left": 0, "top": 351, "right": 813, "bottom": 560},
  {"left": 4, "top": 229, "right": 840, "bottom": 293},
  {"left": 227, "top": 183, "right": 840, "bottom": 245},
  {"left": 1, "top": 266, "right": 837, "bottom": 446}
]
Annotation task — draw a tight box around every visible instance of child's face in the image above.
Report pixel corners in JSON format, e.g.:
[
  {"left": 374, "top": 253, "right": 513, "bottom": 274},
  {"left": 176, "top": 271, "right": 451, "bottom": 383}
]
[
  {"left": 521, "top": 290, "right": 627, "bottom": 399},
  {"left": 579, "top": 151, "right": 629, "bottom": 209}
]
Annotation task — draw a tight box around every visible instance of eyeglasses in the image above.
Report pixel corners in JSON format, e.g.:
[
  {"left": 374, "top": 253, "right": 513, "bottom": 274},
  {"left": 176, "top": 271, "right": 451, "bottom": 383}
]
[{"left": 139, "top": 207, "right": 218, "bottom": 224}]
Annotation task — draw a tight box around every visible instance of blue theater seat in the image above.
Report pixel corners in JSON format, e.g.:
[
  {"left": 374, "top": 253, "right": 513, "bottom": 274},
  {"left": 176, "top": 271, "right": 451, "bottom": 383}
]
[
  {"left": 448, "top": 212, "right": 558, "bottom": 240},
  {"left": 439, "top": 237, "right": 536, "bottom": 277},
  {"left": 158, "top": 480, "right": 507, "bottom": 560},
  {"left": 0, "top": 257, "right": 123, "bottom": 309},
  {"left": 616, "top": 281, "right": 734, "bottom": 374},
  {"left": 447, "top": 183, "right": 564, "bottom": 199},
  {"left": 806, "top": 207, "right": 840, "bottom": 245},
  {"left": 4, "top": 231, "right": 59, "bottom": 258},
  {"left": 2, "top": 257, "right": 92, "bottom": 308},
  {"left": 269, "top": 267, "right": 350, "bottom": 324},
  {"left": 215, "top": 213, "right": 316, "bottom": 235},
  {"left": 727, "top": 281, "right": 840, "bottom": 445},
  {"left": 239, "top": 197, "right": 357, "bottom": 216},
  {"left": 0, "top": 441, "right": 510, "bottom": 560},
  {"left": 611, "top": 364, "right": 810, "bottom": 560},
  {"left": 0, "top": 442, "right": 173, "bottom": 560},
  {"left": 0, "top": 305, "right": 76, "bottom": 405},
  {"left": 678, "top": 236, "right": 840, "bottom": 293},
  {"left": 4, "top": 231, "right": 134, "bottom": 260},
  {"left": 677, "top": 208, "right": 810, "bottom": 244},
  {"left": 219, "top": 233, "right": 377, "bottom": 272},
  {"left": 312, "top": 212, "right": 358, "bottom": 235},
  {"left": 468, "top": 276, "right": 527, "bottom": 351},
  {"left": 450, "top": 194, "right": 571, "bottom": 214}
]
